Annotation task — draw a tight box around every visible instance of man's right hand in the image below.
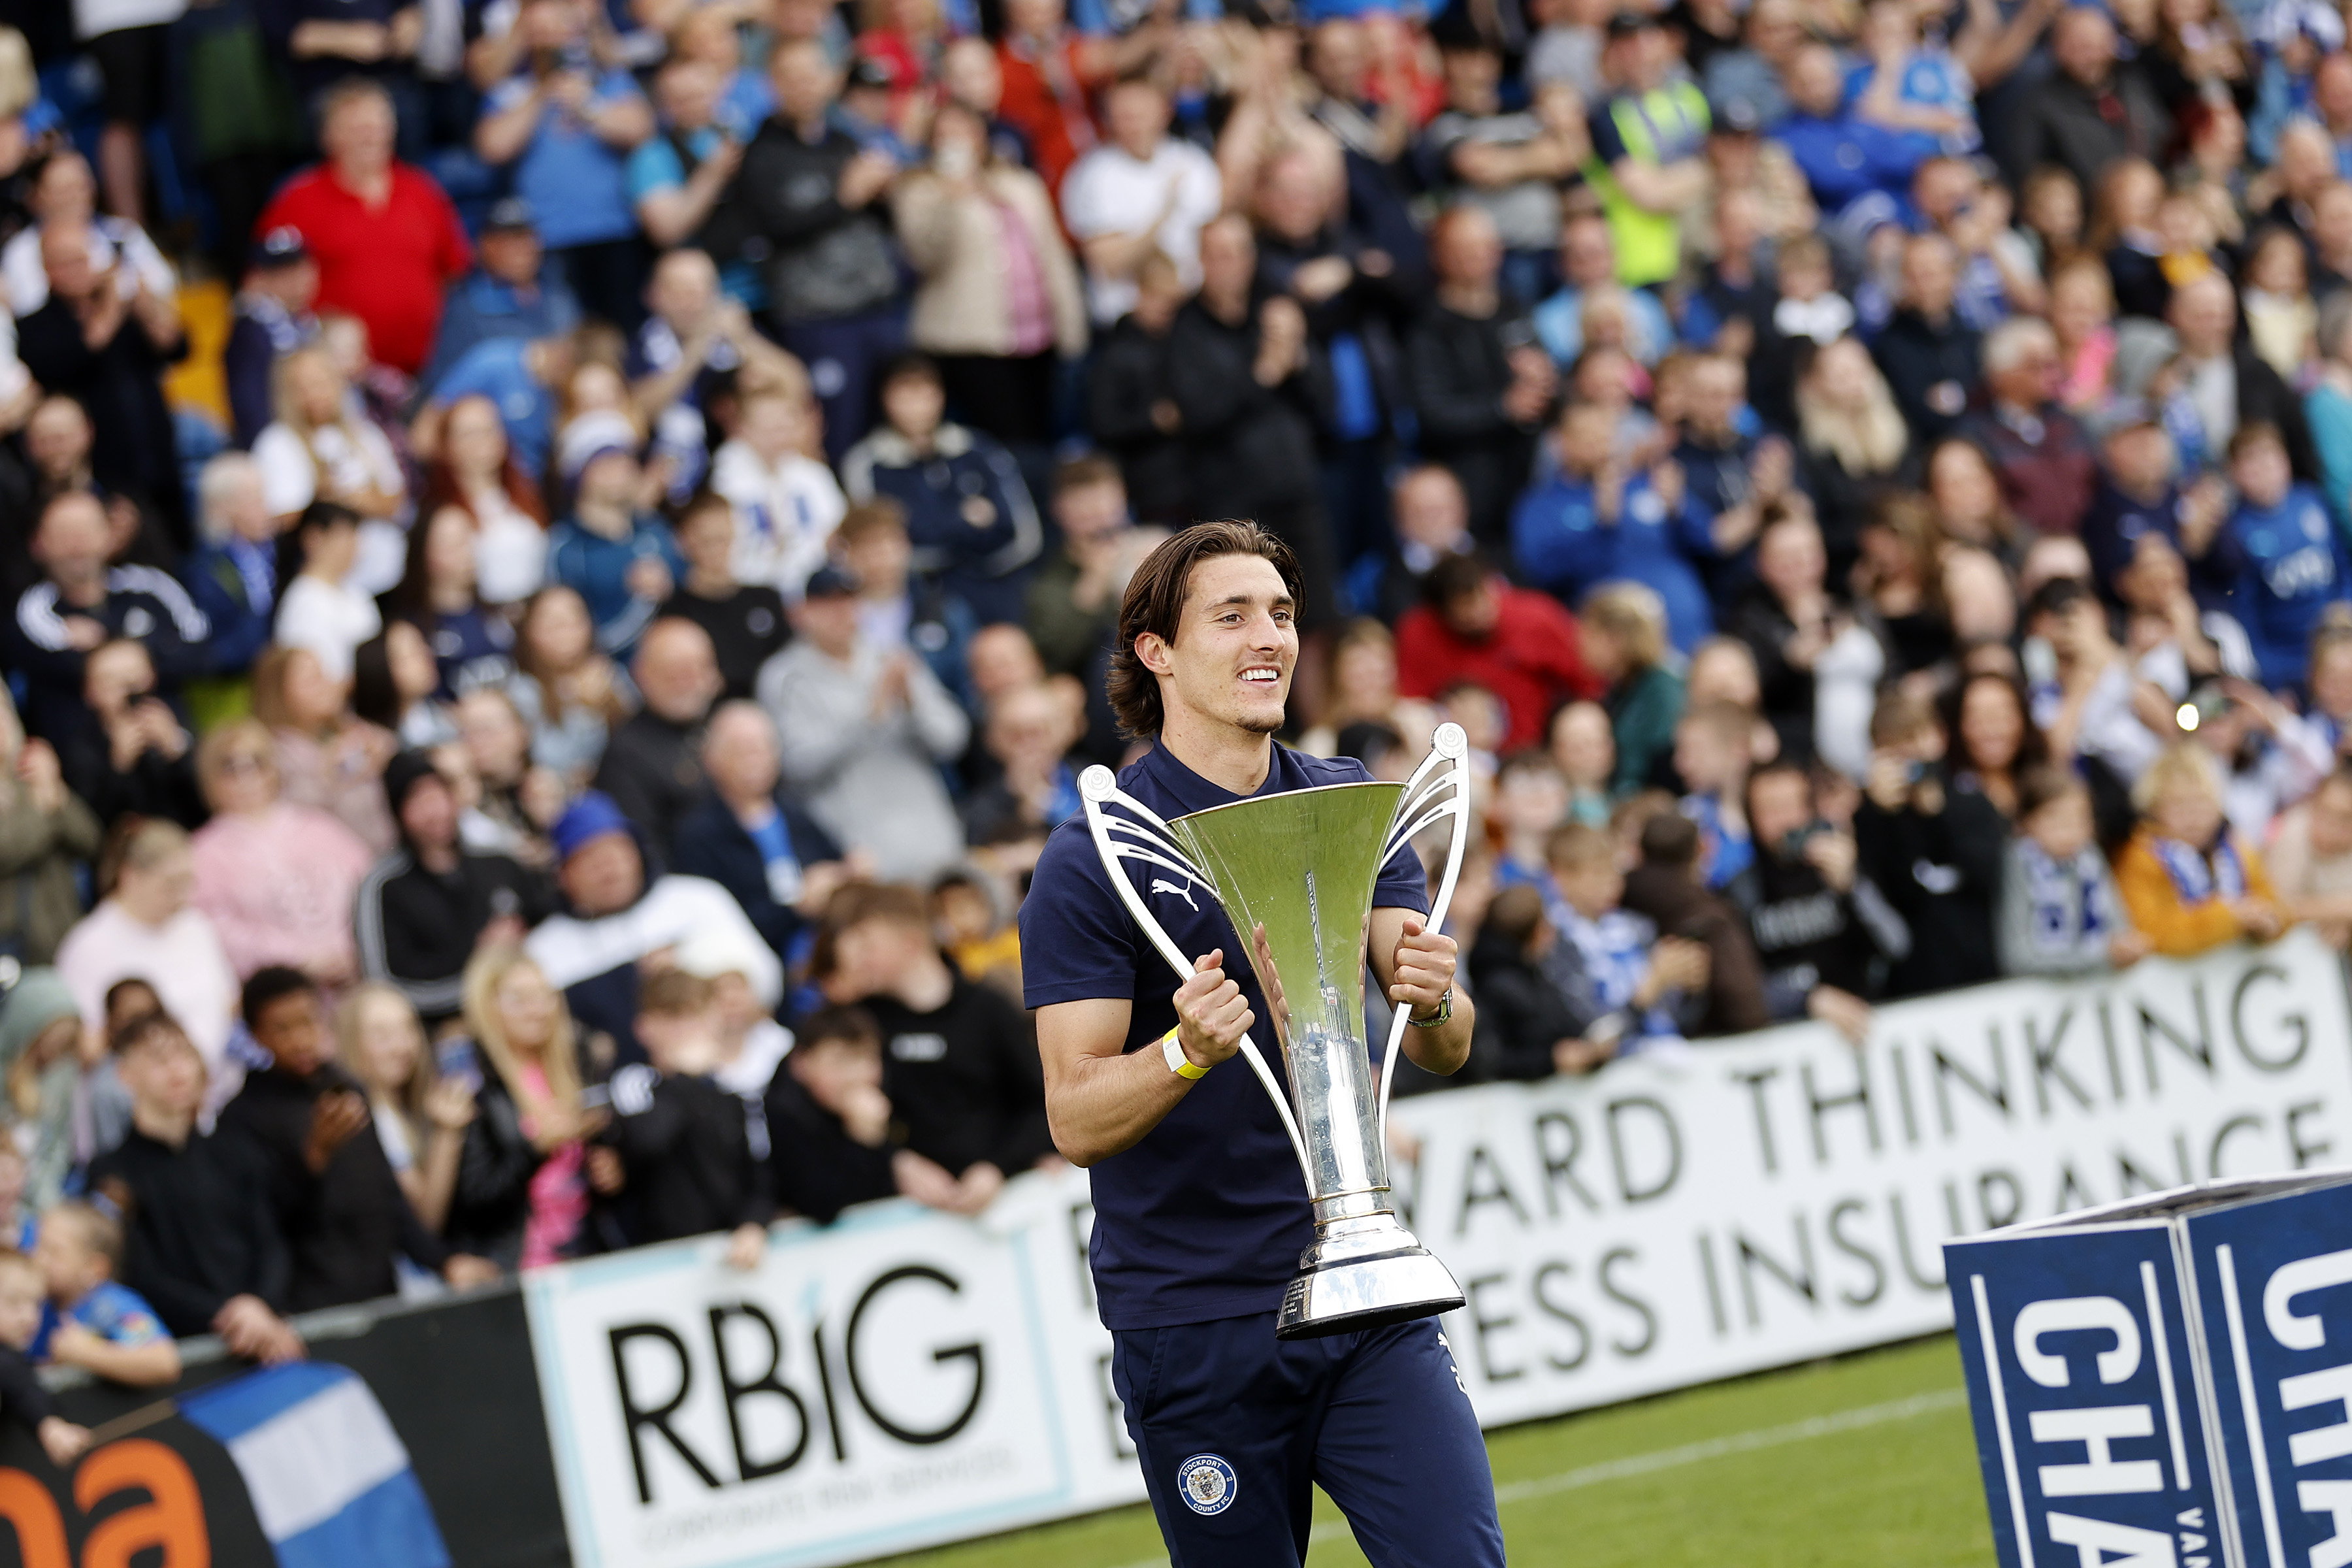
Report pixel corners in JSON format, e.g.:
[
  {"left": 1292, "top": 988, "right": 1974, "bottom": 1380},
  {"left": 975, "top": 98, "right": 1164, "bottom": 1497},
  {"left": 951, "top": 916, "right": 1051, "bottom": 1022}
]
[{"left": 1172, "top": 949, "right": 1251, "bottom": 1071}]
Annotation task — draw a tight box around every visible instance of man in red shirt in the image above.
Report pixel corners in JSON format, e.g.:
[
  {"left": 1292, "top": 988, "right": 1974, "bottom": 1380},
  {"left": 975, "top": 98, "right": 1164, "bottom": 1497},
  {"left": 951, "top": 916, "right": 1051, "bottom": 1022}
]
[
  {"left": 1394, "top": 553, "right": 1599, "bottom": 752},
  {"left": 256, "top": 80, "right": 472, "bottom": 379}
]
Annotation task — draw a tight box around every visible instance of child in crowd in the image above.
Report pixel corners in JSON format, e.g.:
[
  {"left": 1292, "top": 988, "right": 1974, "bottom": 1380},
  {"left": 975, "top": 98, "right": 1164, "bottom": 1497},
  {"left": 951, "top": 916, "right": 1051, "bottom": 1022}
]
[
  {"left": 1547, "top": 701, "right": 1617, "bottom": 825},
  {"left": 546, "top": 440, "right": 689, "bottom": 661},
  {"left": 600, "top": 970, "right": 770, "bottom": 1269},
  {"left": 709, "top": 387, "right": 846, "bottom": 600},
  {"left": 2115, "top": 743, "right": 2285, "bottom": 955},
  {"left": 1467, "top": 883, "right": 1580, "bottom": 1081},
  {"left": 1674, "top": 699, "right": 1757, "bottom": 889},
  {"left": 0, "top": 1251, "right": 90, "bottom": 1466},
  {"left": 2223, "top": 423, "right": 2352, "bottom": 689},
  {"left": 657, "top": 489, "right": 789, "bottom": 702},
  {"left": 934, "top": 869, "right": 1022, "bottom": 1002},
  {"left": 31, "top": 1198, "right": 180, "bottom": 1387},
  {"left": 1770, "top": 235, "right": 1856, "bottom": 347},
  {"left": 1540, "top": 824, "right": 1711, "bottom": 1070},
  {"left": 79, "top": 977, "right": 161, "bottom": 1166},
  {"left": 1580, "top": 583, "right": 1686, "bottom": 793},
  {"left": 0, "top": 970, "right": 83, "bottom": 1215},
  {"left": 2240, "top": 226, "right": 2318, "bottom": 378},
  {"left": 1492, "top": 751, "right": 1573, "bottom": 891},
  {"left": 762, "top": 1005, "right": 962, "bottom": 1223},
  {"left": 1997, "top": 766, "right": 2149, "bottom": 976}
]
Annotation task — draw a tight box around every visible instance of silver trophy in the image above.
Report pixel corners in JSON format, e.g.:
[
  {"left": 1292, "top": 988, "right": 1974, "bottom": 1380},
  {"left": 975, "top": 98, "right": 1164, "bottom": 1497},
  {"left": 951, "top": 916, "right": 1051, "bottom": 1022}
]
[{"left": 1079, "top": 724, "right": 1474, "bottom": 1339}]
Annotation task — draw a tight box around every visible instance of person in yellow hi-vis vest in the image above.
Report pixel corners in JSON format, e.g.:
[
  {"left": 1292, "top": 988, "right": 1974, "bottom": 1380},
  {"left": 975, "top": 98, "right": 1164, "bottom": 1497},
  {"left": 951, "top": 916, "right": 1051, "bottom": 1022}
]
[{"left": 1584, "top": 13, "right": 1712, "bottom": 289}]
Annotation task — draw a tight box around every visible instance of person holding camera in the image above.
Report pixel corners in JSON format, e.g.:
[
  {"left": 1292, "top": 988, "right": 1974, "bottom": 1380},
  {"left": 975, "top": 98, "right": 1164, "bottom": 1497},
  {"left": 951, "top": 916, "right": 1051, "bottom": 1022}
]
[
  {"left": 1852, "top": 687, "right": 2006, "bottom": 999},
  {"left": 1725, "top": 759, "right": 1904, "bottom": 1043}
]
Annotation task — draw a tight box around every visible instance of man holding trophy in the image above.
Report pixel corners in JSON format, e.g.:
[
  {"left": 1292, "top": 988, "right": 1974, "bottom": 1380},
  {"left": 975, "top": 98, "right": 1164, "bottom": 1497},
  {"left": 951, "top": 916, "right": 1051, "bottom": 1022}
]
[{"left": 1022, "top": 521, "right": 1505, "bottom": 1563}]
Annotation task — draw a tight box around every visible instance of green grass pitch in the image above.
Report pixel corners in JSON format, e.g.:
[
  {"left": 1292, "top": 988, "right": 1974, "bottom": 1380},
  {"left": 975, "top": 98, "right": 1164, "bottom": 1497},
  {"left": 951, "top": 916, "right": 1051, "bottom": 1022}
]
[{"left": 877, "top": 1336, "right": 1997, "bottom": 1567}]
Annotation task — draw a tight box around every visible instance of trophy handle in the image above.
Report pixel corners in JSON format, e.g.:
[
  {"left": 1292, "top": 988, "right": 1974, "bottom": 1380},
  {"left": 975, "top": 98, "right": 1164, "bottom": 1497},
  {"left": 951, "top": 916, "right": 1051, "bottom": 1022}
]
[
  {"left": 1078, "top": 767, "right": 1316, "bottom": 1179},
  {"left": 1374, "top": 723, "right": 1474, "bottom": 1150}
]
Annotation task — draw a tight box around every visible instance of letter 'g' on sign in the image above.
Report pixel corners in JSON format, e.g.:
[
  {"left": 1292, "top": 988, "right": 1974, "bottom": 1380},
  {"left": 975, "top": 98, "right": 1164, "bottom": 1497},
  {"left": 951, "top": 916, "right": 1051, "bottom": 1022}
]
[
  {"left": 2015, "top": 1297, "right": 2142, "bottom": 1388},
  {"left": 2263, "top": 1249, "right": 2352, "bottom": 1351}
]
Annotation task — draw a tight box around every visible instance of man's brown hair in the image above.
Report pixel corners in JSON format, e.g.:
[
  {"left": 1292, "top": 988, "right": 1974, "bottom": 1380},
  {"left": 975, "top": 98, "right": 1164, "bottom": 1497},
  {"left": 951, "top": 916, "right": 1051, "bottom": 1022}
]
[
  {"left": 637, "top": 970, "right": 715, "bottom": 1018},
  {"left": 1107, "top": 520, "right": 1301, "bottom": 739}
]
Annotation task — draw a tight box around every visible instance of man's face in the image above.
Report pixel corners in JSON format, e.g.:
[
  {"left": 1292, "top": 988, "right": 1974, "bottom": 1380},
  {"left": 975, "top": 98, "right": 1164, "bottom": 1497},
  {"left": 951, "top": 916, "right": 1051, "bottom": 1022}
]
[
  {"left": 2230, "top": 438, "right": 2293, "bottom": 508},
  {"left": 2310, "top": 778, "right": 2352, "bottom": 857},
  {"left": 1683, "top": 359, "right": 1743, "bottom": 435},
  {"left": 561, "top": 832, "right": 644, "bottom": 916},
  {"left": 1787, "top": 46, "right": 1844, "bottom": 116},
  {"left": 1199, "top": 220, "right": 1256, "bottom": 299},
  {"left": 25, "top": 401, "right": 91, "bottom": 478},
  {"left": 253, "top": 990, "right": 332, "bottom": 1077},
  {"left": 1990, "top": 335, "right": 2059, "bottom": 408},
  {"left": 1903, "top": 238, "right": 1958, "bottom": 315},
  {"left": 703, "top": 708, "right": 781, "bottom": 800},
  {"left": 1434, "top": 210, "right": 1502, "bottom": 287},
  {"left": 122, "top": 1032, "right": 206, "bottom": 1119},
  {"left": 1748, "top": 772, "right": 1810, "bottom": 849},
  {"left": 85, "top": 640, "right": 154, "bottom": 713},
  {"left": 1105, "top": 82, "right": 1169, "bottom": 157},
  {"left": 634, "top": 624, "right": 721, "bottom": 724},
  {"left": 1561, "top": 220, "right": 1614, "bottom": 289},
  {"left": 40, "top": 227, "right": 95, "bottom": 299},
  {"left": 792, "top": 1039, "right": 882, "bottom": 1110},
  {"left": 325, "top": 94, "right": 395, "bottom": 171},
  {"left": 2053, "top": 10, "right": 2114, "bottom": 84},
  {"left": 883, "top": 375, "right": 945, "bottom": 442},
  {"left": 1440, "top": 581, "right": 1499, "bottom": 638},
  {"left": 1149, "top": 553, "right": 1298, "bottom": 737},
  {"left": 1394, "top": 470, "right": 1468, "bottom": 549},
  {"left": 772, "top": 42, "right": 841, "bottom": 123},
  {"left": 1552, "top": 857, "right": 1624, "bottom": 920},
  {"left": 1310, "top": 20, "right": 1369, "bottom": 99},
  {"left": 481, "top": 227, "right": 542, "bottom": 286},
  {"left": 2170, "top": 280, "right": 2235, "bottom": 357},
  {"left": 1441, "top": 45, "right": 1501, "bottom": 110},
  {"left": 1255, "top": 156, "right": 1327, "bottom": 243},
  {"left": 399, "top": 774, "right": 459, "bottom": 852},
  {"left": 578, "top": 449, "right": 641, "bottom": 509},
  {"left": 658, "top": 59, "right": 725, "bottom": 129},
  {"left": 840, "top": 523, "right": 911, "bottom": 593},
  {"left": 794, "top": 593, "right": 862, "bottom": 658},
  {"left": 1055, "top": 478, "right": 1128, "bottom": 546},
  {"left": 34, "top": 497, "right": 109, "bottom": 587}
]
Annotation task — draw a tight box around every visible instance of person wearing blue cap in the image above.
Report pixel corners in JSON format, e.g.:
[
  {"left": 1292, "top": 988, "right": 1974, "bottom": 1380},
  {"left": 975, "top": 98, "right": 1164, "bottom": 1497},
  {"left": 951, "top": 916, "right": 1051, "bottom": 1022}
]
[
  {"left": 523, "top": 790, "right": 780, "bottom": 1068},
  {"left": 419, "top": 198, "right": 583, "bottom": 393},
  {"left": 225, "top": 228, "right": 321, "bottom": 450}
]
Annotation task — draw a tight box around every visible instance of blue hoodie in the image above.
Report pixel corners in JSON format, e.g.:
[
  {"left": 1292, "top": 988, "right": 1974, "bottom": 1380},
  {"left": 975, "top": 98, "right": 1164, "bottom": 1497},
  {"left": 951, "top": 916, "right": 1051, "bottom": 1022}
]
[
  {"left": 1771, "top": 112, "right": 1923, "bottom": 215},
  {"left": 2227, "top": 482, "right": 2352, "bottom": 687},
  {"left": 1510, "top": 470, "right": 1717, "bottom": 651}
]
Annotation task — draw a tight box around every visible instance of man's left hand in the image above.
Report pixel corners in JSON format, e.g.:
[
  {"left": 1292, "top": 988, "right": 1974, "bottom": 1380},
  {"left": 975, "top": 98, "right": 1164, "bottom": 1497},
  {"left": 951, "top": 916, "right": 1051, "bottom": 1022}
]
[{"left": 1388, "top": 915, "right": 1456, "bottom": 1021}]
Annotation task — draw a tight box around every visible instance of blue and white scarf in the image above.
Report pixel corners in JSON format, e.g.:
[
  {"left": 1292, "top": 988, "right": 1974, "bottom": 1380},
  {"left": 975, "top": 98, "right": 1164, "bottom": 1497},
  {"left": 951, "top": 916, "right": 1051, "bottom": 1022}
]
[
  {"left": 2019, "top": 840, "right": 2120, "bottom": 949},
  {"left": 2149, "top": 833, "right": 2247, "bottom": 906},
  {"left": 1558, "top": 909, "right": 1686, "bottom": 1051}
]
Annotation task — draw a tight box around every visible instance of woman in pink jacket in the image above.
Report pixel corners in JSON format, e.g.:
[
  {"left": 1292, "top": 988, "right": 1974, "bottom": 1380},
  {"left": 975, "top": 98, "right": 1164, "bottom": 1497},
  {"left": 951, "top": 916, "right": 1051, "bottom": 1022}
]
[{"left": 188, "top": 717, "right": 374, "bottom": 985}]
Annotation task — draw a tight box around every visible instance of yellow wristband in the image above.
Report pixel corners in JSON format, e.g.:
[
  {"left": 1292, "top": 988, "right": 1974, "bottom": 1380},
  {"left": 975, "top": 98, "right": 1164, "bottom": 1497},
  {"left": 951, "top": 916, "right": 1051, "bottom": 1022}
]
[{"left": 1160, "top": 1027, "right": 1209, "bottom": 1081}]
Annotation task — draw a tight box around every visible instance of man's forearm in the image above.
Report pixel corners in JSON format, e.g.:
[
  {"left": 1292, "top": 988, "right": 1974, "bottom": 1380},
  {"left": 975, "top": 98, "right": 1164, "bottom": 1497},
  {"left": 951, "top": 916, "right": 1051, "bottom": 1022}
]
[
  {"left": 1402, "top": 990, "right": 1476, "bottom": 1075},
  {"left": 1046, "top": 1043, "right": 1192, "bottom": 1166}
]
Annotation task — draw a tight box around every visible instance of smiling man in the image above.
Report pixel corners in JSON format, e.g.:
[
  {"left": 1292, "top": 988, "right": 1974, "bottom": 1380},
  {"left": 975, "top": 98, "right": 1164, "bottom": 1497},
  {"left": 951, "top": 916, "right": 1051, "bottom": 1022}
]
[{"left": 1020, "top": 521, "right": 1500, "bottom": 1565}]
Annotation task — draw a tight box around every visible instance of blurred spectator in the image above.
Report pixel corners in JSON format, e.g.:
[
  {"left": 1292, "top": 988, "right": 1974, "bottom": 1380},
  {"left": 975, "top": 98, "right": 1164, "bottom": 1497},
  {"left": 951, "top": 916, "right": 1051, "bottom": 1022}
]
[
  {"left": 335, "top": 986, "right": 476, "bottom": 1232},
  {"left": 0, "top": 149, "right": 178, "bottom": 323},
  {"left": 1958, "top": 318, "right": 2098, "bottom": 536},
  {"left": 629, "top": 250, "right": 798, "bottom": 502},
  {"left": 630, "top": 57, "right": 748, "bottom": 253},
  {"left": 1028, "top": 457, "right": 1141, "bottom": 678},
  {"left": 384, "top": 508, "right": 515, "bottom": 700},
  {"left": 57, "top": 820, "right": 238, "bottom": 1077},
  {"left": 17, "top": 224, "right": 187, "bottom": 546},
  {"left": 185, "top": 455, "right": 282, "bottom": 688},
  {"left": 444, "top": 946, "right": 596, "bottom": 1269},
  {"left": 709, "top": 386, "right": 847, "bottom": 601},
  {"left": 272, "top": 502, "right": 382, "bottom": 683},
  {"left": 836, "top": 498, "right": 979, "bottom": 708},
  {"left": 1621, "top": 810, "right": 1770, "bottom": 1036},
  {"left": 421, "top": 394, "right": 551, "bottom": 609},
  {"left": 526, "top": 791, "right": 779, "bottom": 1064},
  {"left": 1167, "top": 218, "right": 1337, "bottom": 632},
  {"left": 2270, "top": 766, "right": 2352, "bottom": 947},
  {"left": 593, "top": 617, "right": 723, "bottom": 858},
  {"left": 1585, "top": 13, "right": 1710, "bottom": 287},
  {"left": 251, "top": 643, "right": 398, "bottom": 853},
  {"left": 420, "top": 332, "right": 576, "bottom": 487},
  {"left": 1854, "top": 687, "right": 2004, "bottom": 997},
  {"left": 2026, "top": 576, "right": 2166, "bottom": 790},
  {"left": 8, "top": 491, "right": 208, "bottom": 746},
  {"left": 1407, "top": 206, "right": 1553, "bottom": 547},
  {"left": 188, "top": 720, "right": 373, "bottom": 983},
  {"left": 226, "top": 227, "right": 323, "bottom": 451},
  {"left": 1674, "top": 699, "right": 1757, "bottom": 889},
  {"left": 349, "top": 624, "right": 451, "bottom": 748},
  {"left": 1467, "top": 883, "right": 1581, "bottom": 1080},
  {"left": 1085, "top": 250, "right": 1188, "bottom": 527},
  {"left": 258, "top": 80, "right": 472, "bottom": 380},
  {"left": 547, "top": 432, "right": 687, "bottom": 659},
  {"left": 356, "top": 751, "right": 549, "bottom": 1024},
  {"left": 2081, "top": 421, "right": 2234, "bottom": 606},
  {"left": 1394, "top": 553, "right": 1595, "bottom": 752},
  {"left": 1422, "top": 38, "right": 1581, "bottom": 302},
  {"left": 1352, "top": 465, "right": 1477, "bottom": 626},
  {"left": 1060, "top": 76, "right": 1220, "bottom": 328},
  {"left": 252, "top": 346, "right": 408, "bottom": 538},
  {"left": 421, "top": 198, "right": 582, "bottom": 393},
  {"left": 824, "top": 883, "right": 1050, "bottom": 1208},
  {"left": 86, "top": 1014, "right": 299, "bottom": 1359},
  {"left": 990, "top": 0, "right": 1104, "bottom": 194},
  {"left": 764, "top": 564, "right": 970, "bottom": 881},
  {"left": 29, "top": 1198, "right": 181, "bottom": 1386},
  {"left": 1793, "top": 337, "right": 1915, "bottom": 562},
  {"left": 596, "top": 970, "right": 768, "bottom": 1262},
  {"left": 2114, "top": 743, "right": 2284, "bottom": 955},
  {"left": 1537, "top": 823, "right": 1710, "bottom": 1071},
  {"left": 2138, "top": 274, "right": 2318, "bottom": 479},
  {"left": 1997, "top": 764, "right": 2146, "bottom": 976},
  {"left": 1874, "top": 235, "right": 1982, "bottom": 446},
  {"left": 894, "top": 101, "right": 1088, "bottom": 449},
  {"left": 1579, "top": 583, "right": 1684, "bottom": 794},
  {"left": 701, "top": 39, "right": 908, "bottom": 461},
  {"left": 764, "top": 1003, "right": 960, "bottom": 1222},
  {"left": 959, "top": 682, "right": 1083, "bottom": 847},
  {"left": 0, "top": 693, "right": 98, "bottom": 966},
  {"left": 2009, "top": 8, "right": 2170, "bottom": 199},
  {"left": 843, "top": 353, "right": 1043, "bottom": 626},
  {"left": 1945, "top": 670, "right": 2048, "bottom": 823},
  {"left": 674, "top": 700, "right": 853, "bottom": 962},
  {"left": 2220, "top": 421, "right": 2350, "bottom": 687},
  {"left": 1725, "top": 760, "right": 1894, "bottom": 1041},
  {"left": 1731, "top": 508, "right": 1874, "bottom": 771},
  {"left": 1512, "top": 403, "right": 1715, "bottom": 651},
  {"left": 657, "top": 490, "right": 788, "bottom": 701},
  {"left": 1535, "top": 213, "right": 1671, "bottom": 370},
  {"left": 508, "top": 585, "right": 632, "bottom": 782}
]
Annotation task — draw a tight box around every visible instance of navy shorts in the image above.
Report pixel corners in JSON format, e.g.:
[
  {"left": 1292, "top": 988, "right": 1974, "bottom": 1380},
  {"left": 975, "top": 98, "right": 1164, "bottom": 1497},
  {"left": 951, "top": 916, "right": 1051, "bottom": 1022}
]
[{"left": 1111, "top": 1312, "right": 1506, "bottom": 1567}]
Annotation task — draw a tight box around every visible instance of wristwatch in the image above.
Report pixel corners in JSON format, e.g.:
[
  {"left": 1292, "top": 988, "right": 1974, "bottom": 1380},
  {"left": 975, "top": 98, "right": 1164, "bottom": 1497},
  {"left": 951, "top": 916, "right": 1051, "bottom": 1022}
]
[
  {"left": 1407, "top": 988, "right": 1454, "bottom": 1029},
  {"left": 1162, "top": 1027, "right": 1209, "bottom": 1080}
]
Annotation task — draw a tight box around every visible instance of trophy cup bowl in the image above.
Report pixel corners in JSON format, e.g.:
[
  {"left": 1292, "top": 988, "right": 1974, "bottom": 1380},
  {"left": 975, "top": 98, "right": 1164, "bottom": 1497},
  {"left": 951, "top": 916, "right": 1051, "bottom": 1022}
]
[{"left": 1081, "top": 727, "right": 1475, "bottom": 1340}]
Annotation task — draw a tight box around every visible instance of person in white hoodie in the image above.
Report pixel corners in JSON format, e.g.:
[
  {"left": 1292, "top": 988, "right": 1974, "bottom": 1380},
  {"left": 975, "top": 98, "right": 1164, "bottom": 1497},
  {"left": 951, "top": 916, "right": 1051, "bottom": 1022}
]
[{"left": 708, "top": 387, "right": 844, "bottom": 600}]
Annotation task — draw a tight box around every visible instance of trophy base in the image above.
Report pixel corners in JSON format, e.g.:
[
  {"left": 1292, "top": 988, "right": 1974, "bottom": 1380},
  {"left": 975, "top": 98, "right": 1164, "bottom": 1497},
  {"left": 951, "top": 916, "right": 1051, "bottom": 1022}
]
[{"left": 1275, "top": 1228, "right": 1465, "bottom": 1341}]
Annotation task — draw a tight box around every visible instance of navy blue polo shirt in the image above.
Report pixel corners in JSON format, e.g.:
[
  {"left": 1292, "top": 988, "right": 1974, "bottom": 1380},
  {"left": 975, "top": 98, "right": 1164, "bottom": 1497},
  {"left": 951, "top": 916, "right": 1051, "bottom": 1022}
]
[{"left": 1022, "top": 742, "right": 1429, "bottom": 1331}]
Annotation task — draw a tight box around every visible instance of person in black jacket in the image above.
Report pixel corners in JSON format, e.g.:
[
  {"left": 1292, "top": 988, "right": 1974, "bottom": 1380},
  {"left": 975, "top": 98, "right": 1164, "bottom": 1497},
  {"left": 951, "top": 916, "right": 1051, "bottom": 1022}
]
[
  {"left": 55, "top": 638, "right": 206, "bottom": 830},
  {"left": 1085, "top": 253, "right": 1189, "bottom": 527},
  {"left": 672, "top": 701, "right": 855, "bottom": 962},
  {"left": 1404, "top": 205, "right": 1553, "bottom": 548},
  {"left": 1872, "top": 235, "right": 1983, "bottom": 446},
  {"left": 824, "top": 883, "right": 1052, "bottom": 1213},
  {"left": 591, "top": 617, "right": 724, "bottom": 866},
  {"left": 1724, "top": 761, "right": 1907, "bottom": 1041},
  {"left": 1852, "top": 689, "right": 2006, "bottom": 999},
  {"left": 87, "top": 1013, "right": 302, "bottom": 1360},
  {"left": 698, "top": 38, "right": 907, "bottom": 461},
  {"left": 1469, "top": 884, "right": 1583, "bottom": 1081},
  {"left": 595, "top": 970, "right": 769, "bottom": 1265},
  {"left": 1168, "top": 215, "right": 1341, "bottom": 629},
  {"left": 216, "top": 968, "right": 493, "bottom": 1312},
  {"left": 356, "top": 751, "right": 552, "bottom": 1026},
  {"left": 763, "top": 1004, "right": 963, "bottom": 1223}
]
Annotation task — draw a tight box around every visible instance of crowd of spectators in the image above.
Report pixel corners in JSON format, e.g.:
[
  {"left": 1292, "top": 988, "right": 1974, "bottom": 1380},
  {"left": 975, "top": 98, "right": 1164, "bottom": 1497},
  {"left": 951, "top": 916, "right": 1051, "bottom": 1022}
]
[{"left": 0, "top": 0, "right": 2344, "bottom": 1377}]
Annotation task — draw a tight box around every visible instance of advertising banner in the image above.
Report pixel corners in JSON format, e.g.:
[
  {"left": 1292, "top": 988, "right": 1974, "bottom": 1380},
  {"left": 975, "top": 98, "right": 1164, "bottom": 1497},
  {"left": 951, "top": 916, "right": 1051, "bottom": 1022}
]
[{"left": 525, "top": 932, "right": 2352, "bottom": 1568}]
